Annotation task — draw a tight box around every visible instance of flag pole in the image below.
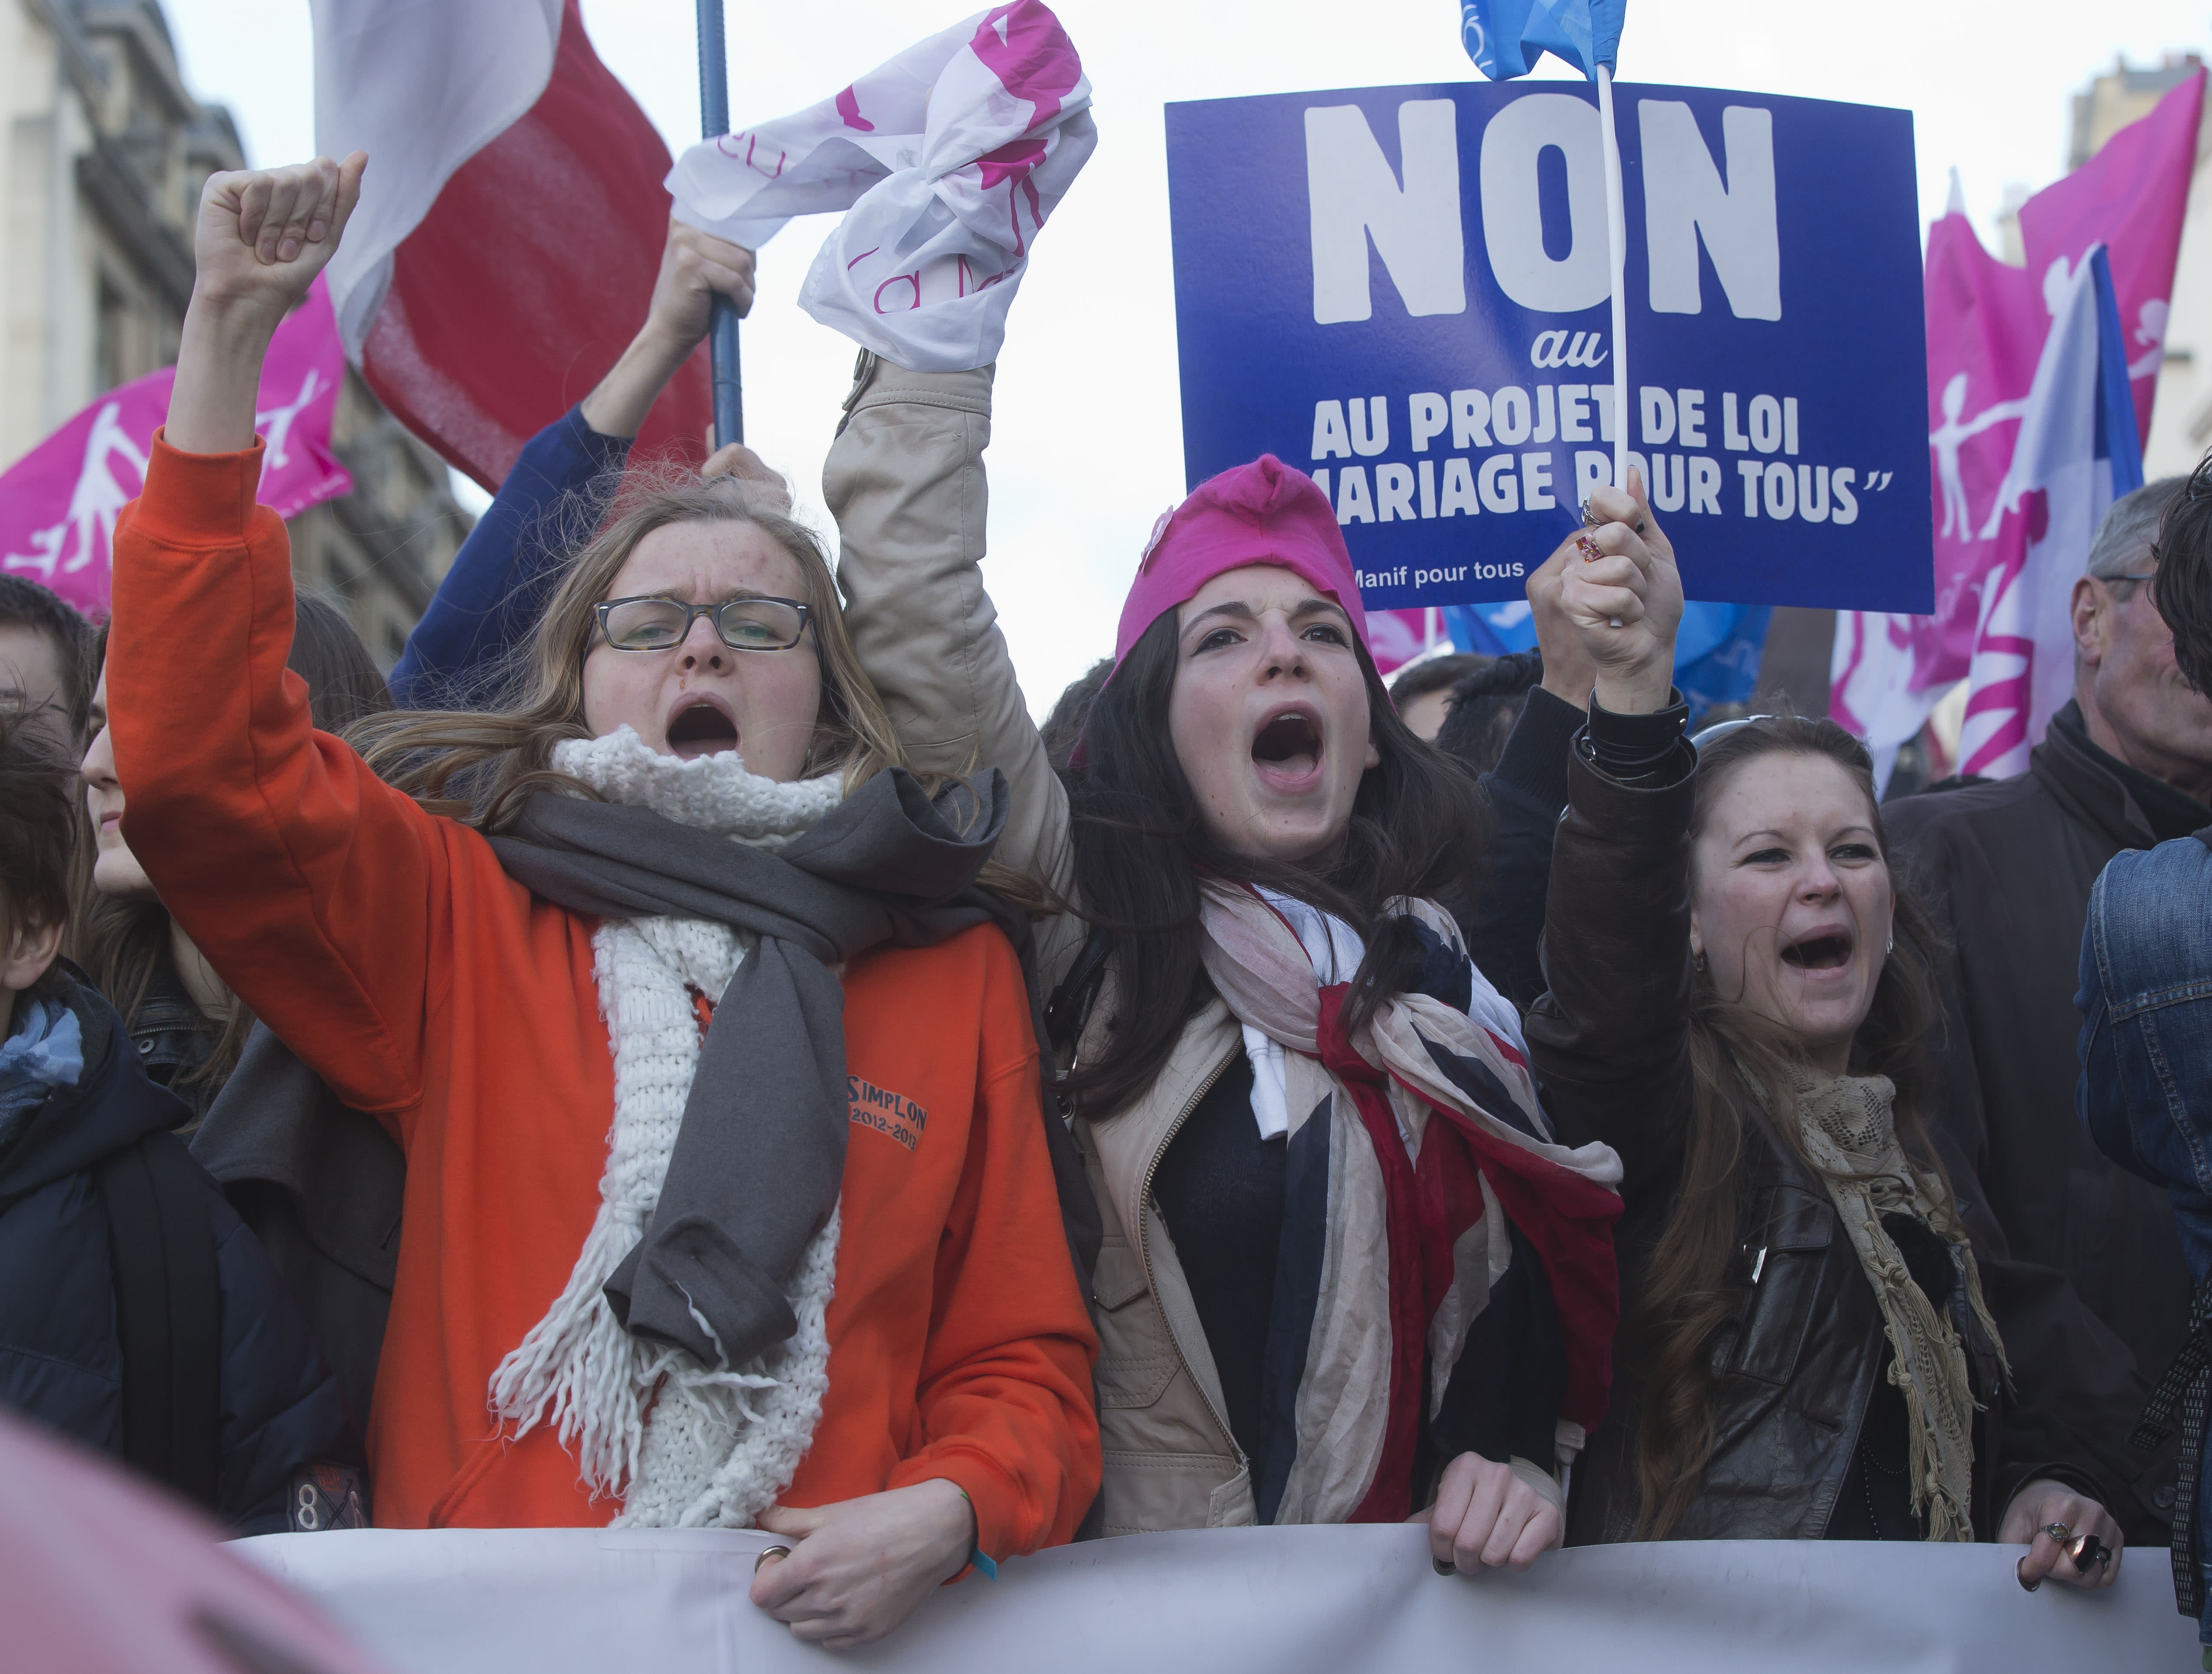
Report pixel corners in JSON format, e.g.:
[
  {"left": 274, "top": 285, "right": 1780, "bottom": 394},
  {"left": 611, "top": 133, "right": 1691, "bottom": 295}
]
[
  {"left": 695, "top": 0, "right": 744, "bottom": 446},
  {"left": 1597, "top": 62, "right": 1627, "bottom": 498}
]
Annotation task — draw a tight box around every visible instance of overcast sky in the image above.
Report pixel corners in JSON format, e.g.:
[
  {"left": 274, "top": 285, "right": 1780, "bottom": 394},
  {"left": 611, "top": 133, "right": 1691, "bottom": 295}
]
[{"left": 160, "top": 0, "right": 2212, "bottom": 712}]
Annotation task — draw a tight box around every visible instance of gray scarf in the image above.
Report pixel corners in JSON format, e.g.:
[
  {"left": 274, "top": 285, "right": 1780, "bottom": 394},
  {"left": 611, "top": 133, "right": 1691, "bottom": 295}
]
[{"left": 486, "top": 765, "right": 1008, "bottom": 1372}]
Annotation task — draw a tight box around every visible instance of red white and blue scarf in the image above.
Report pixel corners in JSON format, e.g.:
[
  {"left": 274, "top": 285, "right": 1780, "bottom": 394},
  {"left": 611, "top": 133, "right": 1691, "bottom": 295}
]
[{"left": 1198, "top": 882, "right": 1623, "bottom": 1524}]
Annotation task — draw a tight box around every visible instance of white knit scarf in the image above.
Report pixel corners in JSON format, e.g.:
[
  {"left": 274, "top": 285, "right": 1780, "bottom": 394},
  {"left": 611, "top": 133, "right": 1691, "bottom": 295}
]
[{"left": 486, "top": 727, "right": 847, "bottom": 1528}]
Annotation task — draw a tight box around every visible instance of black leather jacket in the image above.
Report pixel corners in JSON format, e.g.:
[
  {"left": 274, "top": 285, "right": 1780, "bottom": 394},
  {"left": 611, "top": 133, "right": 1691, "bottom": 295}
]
[
  {"left": 125, "top": 968, "right": 220, "bottom": 1122},
  {"left": 1527, "top": 736, "right": 2113, "bottom": 1542}
]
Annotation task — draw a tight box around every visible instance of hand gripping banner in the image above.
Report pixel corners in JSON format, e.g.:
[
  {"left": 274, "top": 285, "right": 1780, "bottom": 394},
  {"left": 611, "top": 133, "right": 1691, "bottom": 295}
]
[{"left": 241, "top": 1523, "right": 2196, "bottom": 1674}]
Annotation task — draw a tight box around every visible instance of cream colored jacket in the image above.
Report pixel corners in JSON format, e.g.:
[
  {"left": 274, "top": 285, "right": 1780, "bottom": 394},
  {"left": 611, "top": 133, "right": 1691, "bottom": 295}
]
[{"left": 828, "top": 353, "right": 1257, "bottom": 1532}]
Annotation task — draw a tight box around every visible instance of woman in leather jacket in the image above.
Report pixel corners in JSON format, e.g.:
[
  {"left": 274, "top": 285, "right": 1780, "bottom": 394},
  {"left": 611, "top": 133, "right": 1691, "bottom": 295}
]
[{"left": 1527, "top": 476, "right": 2123, "bottom": 1588}]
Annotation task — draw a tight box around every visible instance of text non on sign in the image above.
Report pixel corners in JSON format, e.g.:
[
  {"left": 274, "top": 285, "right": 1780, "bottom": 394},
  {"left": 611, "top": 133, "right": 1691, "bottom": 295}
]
[{"left": 1165, "top": 81, "right": 1932, "bottom": 611}]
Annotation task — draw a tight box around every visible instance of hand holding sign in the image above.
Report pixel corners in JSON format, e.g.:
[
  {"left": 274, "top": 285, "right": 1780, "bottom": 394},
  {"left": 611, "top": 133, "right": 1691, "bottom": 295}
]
[{"left": 1558, "top": 474, "right": 1682, "bottom": 714}]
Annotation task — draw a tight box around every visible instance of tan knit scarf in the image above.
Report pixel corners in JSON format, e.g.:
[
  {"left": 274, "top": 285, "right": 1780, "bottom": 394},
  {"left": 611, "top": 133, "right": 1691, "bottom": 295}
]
[{"left": 1788, "top": 1067, "right": 2006, "bottom": 1542}]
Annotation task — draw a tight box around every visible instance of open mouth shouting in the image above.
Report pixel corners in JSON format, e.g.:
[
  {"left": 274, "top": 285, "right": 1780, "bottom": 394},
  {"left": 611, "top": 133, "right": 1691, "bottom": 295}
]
[
  {"left": 1250, "top": 704, "right": 1325, "bottom": 793},
  {"left": 1779, "top": 927, "right": 1855, "bottom": 973},
  {"left": 664, "top": 693, "right": 740, "bottom": 760}
]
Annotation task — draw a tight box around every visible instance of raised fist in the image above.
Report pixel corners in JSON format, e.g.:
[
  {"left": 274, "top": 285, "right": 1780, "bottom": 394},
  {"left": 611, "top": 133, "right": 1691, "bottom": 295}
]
[{"left": 191, "top": 153, "right": 367, "bottom": 324}]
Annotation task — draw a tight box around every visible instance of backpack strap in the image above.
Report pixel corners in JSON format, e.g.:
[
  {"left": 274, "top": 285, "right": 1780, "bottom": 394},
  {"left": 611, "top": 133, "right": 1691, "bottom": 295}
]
[{"left": 95, "top": 1131, "right": 222, "bottom": 1512}]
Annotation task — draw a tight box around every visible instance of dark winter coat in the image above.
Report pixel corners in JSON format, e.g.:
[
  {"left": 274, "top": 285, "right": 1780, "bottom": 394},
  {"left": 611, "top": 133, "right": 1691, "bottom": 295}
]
[
  {"left": 0, "top": 966, "right": 346, "bottom": 1532},
  {"left": 1886, "top": 701, "right": 2198, "bottom": 1539}
]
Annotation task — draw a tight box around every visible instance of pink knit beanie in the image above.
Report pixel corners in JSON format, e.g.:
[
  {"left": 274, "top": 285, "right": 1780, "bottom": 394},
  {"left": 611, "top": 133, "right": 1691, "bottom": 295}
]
[{"left": 1111, "top": 455, "right": 1368, "bottom": 665}]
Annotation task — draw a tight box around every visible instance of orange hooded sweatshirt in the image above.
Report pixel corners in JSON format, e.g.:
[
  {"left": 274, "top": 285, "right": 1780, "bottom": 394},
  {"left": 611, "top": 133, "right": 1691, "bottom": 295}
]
[{"left": 108, "top": 437, "right": 1099, "bottom": 1551}]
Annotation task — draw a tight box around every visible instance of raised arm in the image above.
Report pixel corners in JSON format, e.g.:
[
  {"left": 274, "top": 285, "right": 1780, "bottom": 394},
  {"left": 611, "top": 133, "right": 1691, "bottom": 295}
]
[
  {"left": 111, "top": 156, "right": 441, "bottom": 1126},
  {"left": 1463, "top": 537, "right": 1605, "bottom": 1009},
  {"left": 825, "top": 356, "right": 1079, "bottom": 974},
  {"left": 1520, "top": 475, "right": 1695, "bottom": 1186},
  {"left": 389, "top": 220, "right": 763, "bottom": 708}
]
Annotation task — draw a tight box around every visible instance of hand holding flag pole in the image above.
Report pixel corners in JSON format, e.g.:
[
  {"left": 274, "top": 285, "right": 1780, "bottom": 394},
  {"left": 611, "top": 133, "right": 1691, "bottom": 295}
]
[
  {"left": 695, "top": 0, "right": 744, "bottom": 446},
  {"left": 1461, "top": 2, "right": 1628, "bottom": 494}
]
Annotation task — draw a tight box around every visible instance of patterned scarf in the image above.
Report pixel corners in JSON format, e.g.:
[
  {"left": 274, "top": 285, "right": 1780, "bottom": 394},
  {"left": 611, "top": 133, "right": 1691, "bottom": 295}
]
[
  {"left": 1196, "top": 882, "right": 1623, "bottom": 1523},
  {"left": 1790, "top": 1067, "right": 2006, "bottom": 1542}
]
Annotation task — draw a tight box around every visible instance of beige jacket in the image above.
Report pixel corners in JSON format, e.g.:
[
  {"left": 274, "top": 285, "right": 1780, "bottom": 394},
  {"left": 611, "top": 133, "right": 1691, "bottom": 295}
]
[{"left": 828, "top": 353, "right": 1257, "bottom": 1532}]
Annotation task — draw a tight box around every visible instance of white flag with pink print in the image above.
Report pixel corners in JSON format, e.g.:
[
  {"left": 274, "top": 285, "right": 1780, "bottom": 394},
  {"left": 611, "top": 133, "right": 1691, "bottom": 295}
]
[{"left": 666, "top": 1, "right": 1095, "bottom": 374}]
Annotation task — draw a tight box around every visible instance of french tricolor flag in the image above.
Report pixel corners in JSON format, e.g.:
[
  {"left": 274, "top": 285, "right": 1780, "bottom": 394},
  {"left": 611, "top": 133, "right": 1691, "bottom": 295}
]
[
  {"left": 1956, "top": 246, "right": 2145, "bottom": 780},
  {"left": 311, "top": 0, "right": 708, "bottom": 488}
]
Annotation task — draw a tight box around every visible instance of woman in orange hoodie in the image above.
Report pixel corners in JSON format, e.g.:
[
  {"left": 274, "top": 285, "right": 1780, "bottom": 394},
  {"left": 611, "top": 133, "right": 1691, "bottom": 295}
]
[{"left": 107, "top": 154, "right": 1099, "bottom": 1650}]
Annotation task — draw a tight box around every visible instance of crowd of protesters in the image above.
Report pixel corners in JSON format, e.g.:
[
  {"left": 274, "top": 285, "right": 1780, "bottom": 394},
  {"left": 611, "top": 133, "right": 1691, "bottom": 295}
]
[{"left": 4, "top": 147, "right": 2212, "bottom": 1655}]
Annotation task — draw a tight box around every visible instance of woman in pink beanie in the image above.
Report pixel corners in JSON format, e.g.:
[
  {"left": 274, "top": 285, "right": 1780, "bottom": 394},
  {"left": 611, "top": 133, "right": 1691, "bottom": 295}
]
[{"left": 831, "top": 354, "right": 1635, "bottom": 1568}]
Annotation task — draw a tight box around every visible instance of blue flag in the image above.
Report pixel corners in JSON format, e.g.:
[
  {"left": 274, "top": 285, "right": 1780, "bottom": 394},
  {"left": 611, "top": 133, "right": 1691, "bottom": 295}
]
[
  {"left": 2091, "top": 246, "right": 2146, "bottom": 500},
  {"left": 1460, "top": 0, "right": 1625, "bottom": 81},
  {"left": 1443, "top": 599, "right": 1772, "bottom": 724}
]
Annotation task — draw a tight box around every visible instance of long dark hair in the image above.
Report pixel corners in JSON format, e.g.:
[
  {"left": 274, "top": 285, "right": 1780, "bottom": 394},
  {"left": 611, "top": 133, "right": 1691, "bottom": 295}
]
[
  {"left": 1632, "top": 713, "right": 1951, "bottom": 1537},
  {"left": 1059, "top": 606, "right": 1492, "bottom": 1119},
  {"left": 76, "top": 595, "right": 392, "bottom": 1095}
]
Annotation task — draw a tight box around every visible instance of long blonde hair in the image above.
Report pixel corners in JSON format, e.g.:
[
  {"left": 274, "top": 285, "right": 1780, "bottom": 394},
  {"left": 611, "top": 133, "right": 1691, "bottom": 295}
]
[{"left": 357, "top": 470, "right": 907, "bottom": 830}]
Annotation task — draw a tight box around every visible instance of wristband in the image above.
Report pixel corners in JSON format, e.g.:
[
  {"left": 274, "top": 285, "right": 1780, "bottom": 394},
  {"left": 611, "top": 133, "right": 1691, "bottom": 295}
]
[{"left": 952, "top": 1485, "right": 997, "bottom": 1580}]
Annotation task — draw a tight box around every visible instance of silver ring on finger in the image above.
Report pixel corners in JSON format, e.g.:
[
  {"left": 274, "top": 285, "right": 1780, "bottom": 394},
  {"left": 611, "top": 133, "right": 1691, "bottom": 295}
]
[
  {"left": 2040, "top": 1522, "right": 2071, "bottom": 1544},
  {"left": 1580, "top": 498, "right": 1604, "bottom": 529},
  {"left": 754, "top": 1544, "right": 793, "bottom": 1573}
]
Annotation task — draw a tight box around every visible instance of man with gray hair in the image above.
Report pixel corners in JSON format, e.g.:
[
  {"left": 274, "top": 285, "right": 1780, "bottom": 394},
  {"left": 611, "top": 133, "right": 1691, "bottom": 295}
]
[{"left": 1886, "top": 476, "right": 2212, "bottom": 1546}]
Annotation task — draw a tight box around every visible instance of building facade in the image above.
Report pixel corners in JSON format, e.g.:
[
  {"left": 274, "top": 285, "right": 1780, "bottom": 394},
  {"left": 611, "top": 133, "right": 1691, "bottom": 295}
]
[{"left": 2, "top": 0, "right": 468, "bottom": 662}]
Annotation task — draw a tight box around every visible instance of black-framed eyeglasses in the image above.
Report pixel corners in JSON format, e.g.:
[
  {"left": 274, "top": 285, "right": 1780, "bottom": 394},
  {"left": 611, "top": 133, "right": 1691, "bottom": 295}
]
[{"left": 592, "top": 594, "right": 811, "bottom": 653}]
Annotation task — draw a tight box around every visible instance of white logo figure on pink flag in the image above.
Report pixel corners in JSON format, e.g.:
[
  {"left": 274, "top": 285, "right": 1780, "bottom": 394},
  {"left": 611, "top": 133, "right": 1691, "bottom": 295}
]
[
  {"left": 0, "top": 276, "right": 352, "bottom": 617},
  {"left": 1831, "top": 74, "right": 2201, "bottom": 779}
]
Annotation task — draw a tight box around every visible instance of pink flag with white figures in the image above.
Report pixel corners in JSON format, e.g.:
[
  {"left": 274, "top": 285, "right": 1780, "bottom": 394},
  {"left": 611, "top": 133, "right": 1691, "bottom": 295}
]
[
  {"left": 0, "top": 277, "right": 351, "bottom": 618},
  {"left": 1366, "top": 608, "right": 1447, "bottom": 676},
  {"left": 1831, "top": 72, "right": 2202, "bottom": 770},
  {"left": 665, "top": 1, "right": 1096, "bottom": 373}
]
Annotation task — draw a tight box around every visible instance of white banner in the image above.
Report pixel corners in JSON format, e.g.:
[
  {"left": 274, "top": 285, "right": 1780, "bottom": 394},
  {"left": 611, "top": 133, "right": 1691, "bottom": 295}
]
[{"left": 237, "top": 1523, "right": 2194, "bottom": 1672}]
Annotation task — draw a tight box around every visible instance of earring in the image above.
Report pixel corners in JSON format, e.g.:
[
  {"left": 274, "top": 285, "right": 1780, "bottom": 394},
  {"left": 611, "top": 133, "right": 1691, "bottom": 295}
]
[
  {"left": 1885, "top": 934, "right": 1895, "bottom": 957},
  {"left": 1693, "top": 949, "right": 1708, "bottom": 973}
]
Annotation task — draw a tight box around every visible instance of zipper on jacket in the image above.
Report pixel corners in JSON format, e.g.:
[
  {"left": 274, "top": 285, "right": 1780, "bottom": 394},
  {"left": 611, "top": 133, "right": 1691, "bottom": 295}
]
[{"left": 1134, "top": 1046, "right": 1247, "bottom": 1466}]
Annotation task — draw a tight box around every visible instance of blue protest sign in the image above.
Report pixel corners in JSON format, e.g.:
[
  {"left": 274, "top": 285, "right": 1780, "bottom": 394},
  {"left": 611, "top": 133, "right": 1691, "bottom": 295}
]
[{"left": 1165, "top": 82, "right": 1931, "bottom": 612}]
